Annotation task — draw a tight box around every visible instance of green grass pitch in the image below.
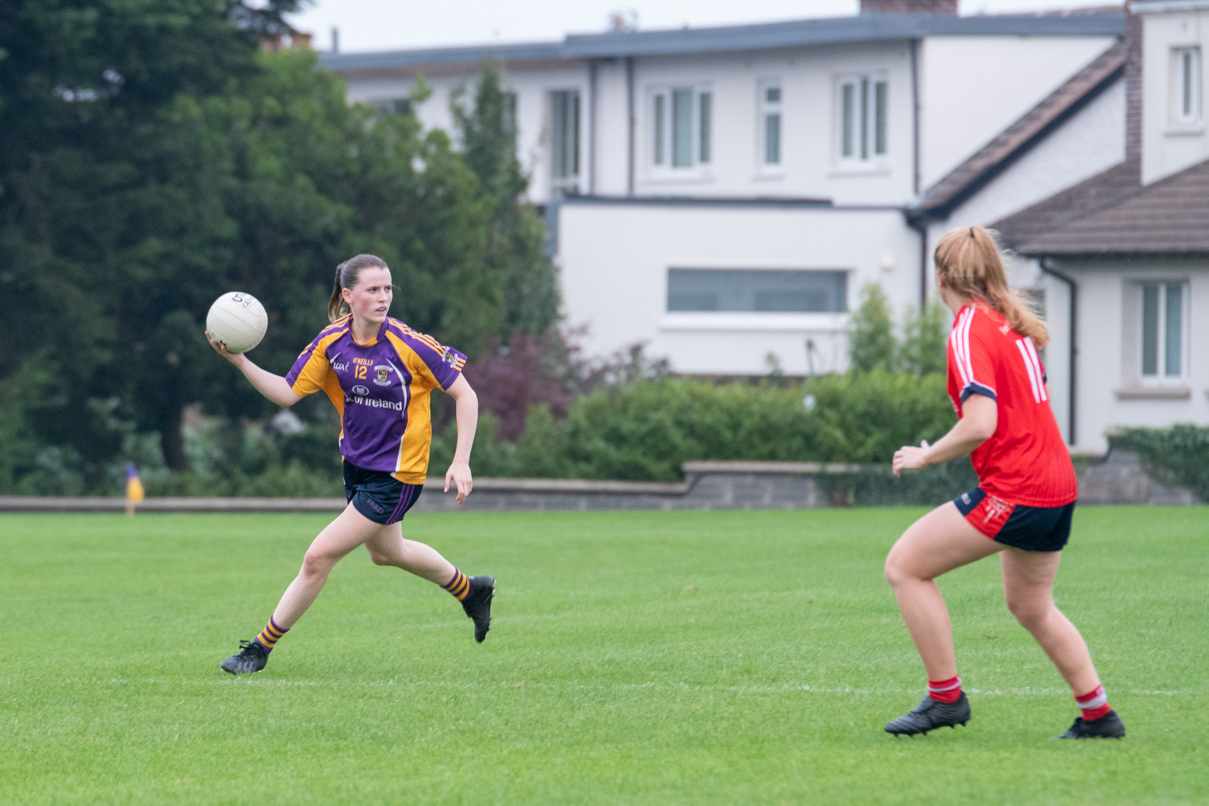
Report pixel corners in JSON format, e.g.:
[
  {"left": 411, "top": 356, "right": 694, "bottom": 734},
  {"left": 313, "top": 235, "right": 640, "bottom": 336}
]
[{"left": 1, "top": 507, "right": 1206, "bottom": 804}]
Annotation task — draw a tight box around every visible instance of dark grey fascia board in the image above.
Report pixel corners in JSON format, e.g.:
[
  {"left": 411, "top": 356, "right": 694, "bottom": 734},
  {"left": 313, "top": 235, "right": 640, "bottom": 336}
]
[
  {"left": 562, "top": 12, "right": 1124, "bottom": 59},
  {"left": 318, "top": 42, "right": 566, "bottom": 72},
  {"left": 1015, "top": 247, "right": 1209, "bottom": 259},
  {"left": 317, "top": 12, "right": 1124, "bottom": 74}
]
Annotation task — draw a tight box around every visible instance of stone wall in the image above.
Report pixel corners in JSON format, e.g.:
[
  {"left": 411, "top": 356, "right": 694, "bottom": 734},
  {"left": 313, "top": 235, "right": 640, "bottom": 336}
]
[{"left": 1, "top": 451, "right": 1197, "bottom": 513}]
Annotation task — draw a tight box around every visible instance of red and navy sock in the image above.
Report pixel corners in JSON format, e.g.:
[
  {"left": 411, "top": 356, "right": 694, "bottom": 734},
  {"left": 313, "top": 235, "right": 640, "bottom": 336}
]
[
  {"left": 442, "top": 568, "right": 473, "bottom": 601},
  {"left": 253, "top": 617, "right": 288, "bottom": 653},
  {"left": 1075, "top": 684, "right": 1112, "bottom": 721},
  {"left": 928, "top": 675, "right": 962, "bottom": 703}
]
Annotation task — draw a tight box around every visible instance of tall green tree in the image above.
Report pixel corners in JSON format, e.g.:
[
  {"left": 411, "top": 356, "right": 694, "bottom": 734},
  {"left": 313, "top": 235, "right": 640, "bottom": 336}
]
[
  {"left": 452, "top": 62, "right": 559, "bottom": 342},
  {"left": 0, "top": 2, "right": 546, "bottom": 487},
  {"left": 0, "top": 0, "right": 297, "bottom": 479},
  {"left": 848, "top": 282, "right": 897, "bottom": 374},
  {"left": 900, "top": 300, "right": 949, "bottom": 376}
]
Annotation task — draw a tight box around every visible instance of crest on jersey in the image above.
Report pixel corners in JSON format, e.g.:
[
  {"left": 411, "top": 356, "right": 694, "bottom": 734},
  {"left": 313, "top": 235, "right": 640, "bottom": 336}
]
[
  {"left": 441, "top": 347, "right": 458, "bottom": 366},
  {"left": 375, "top": 366, "right": 391, "bottom": 386},
  {"left": 982, "top": 496, "right": 1011, "bottom": 524}
]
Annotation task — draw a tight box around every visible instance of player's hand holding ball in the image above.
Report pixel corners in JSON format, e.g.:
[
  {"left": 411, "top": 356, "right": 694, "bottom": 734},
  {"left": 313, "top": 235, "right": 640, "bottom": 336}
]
[{"left": 206, "top": 292, "right": 267, "bottom": 364}]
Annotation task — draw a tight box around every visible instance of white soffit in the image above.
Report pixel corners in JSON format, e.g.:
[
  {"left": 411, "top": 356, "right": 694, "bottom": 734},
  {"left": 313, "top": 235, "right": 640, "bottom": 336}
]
[{"left": 1130, "top": 1, "right": 1209, "bottom": 14}]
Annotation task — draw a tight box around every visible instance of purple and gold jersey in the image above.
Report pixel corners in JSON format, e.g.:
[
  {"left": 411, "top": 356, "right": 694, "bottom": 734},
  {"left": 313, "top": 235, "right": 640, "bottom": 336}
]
[{"left": 285, "top": 316, "right": 467, "bottom": 484}]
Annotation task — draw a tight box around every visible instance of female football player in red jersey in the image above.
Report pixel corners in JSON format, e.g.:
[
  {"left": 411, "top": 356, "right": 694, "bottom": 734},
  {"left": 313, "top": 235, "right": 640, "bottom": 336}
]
[
  {"left": 882, "top": 226, "right": 1123, "bottom": 739},
  {"left": 208, "top": 254, "right": 494, "bottom": 675}
]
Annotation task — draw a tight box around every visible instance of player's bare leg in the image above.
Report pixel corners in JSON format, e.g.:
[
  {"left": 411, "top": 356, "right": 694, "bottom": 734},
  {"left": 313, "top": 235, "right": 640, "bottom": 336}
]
[
  {"left": 1000, "top": 548, "right": 1099, "bottom": 694},
  {"left": 364, "top": 523, "right": 455, "bottom": 583},
  {"left": 1000, "top": 548, "right": 1124, "bottom": 738},
  {"left": 272, "top": 504, "right": 386, "bottom": 628},
  {"left": 365, "top": 523, "right": 495, "bottom": 643},
  {"left": 882, "top": 502, "right": 1003, "bottom": 735},
  {"left": 220, "top": 505, "right": 383, "bottom": 674},
  {"left": 884, "top": 502, "right": 1003, "bottom": 679}
]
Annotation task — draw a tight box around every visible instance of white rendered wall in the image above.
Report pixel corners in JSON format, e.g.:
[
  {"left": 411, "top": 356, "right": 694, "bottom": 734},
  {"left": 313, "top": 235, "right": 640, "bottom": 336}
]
[
  {"left": 1049, "top": 259, "right": 1209, "bottom": 452},
  {"left": 1139, "top": 5, "right": 1209, "bottom": 184},
  {"left": 557, "top": 202, "right": 918, "bottom": 376},
  {"left": 924, "top": 78, "right": 1128, "bottom": 298},
  {"left": 627, "top": 43, "right": 917, "bottom": 206},
  {"left": 918, "top": 36, "right": 1119, "bottom": 188},
  {"left": 344, "top": 65, "right": 592, "bottom": 205}
]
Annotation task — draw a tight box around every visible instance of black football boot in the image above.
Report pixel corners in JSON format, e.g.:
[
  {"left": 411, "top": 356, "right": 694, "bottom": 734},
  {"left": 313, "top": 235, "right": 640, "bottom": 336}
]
[
  {"left": 885, "top": 693, "right": 971, "bottom": 736},
  {"left": 1059, "top": 709, "right": 1125, "bottom": 739},
  {"left": 220, "top": 640, "right": 269, "bottom": 675},
  {"left": 460, "top": 576, "right": 495, "bottom": 643}
]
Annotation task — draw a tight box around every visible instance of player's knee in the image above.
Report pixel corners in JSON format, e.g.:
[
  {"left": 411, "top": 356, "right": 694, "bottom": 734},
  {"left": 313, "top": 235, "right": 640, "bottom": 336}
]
[
  {"left": 884, "top": 555, "right": 908, "bottom": 589},
  {"left": 302, "top": 549, "right": 335, "bottom": 577},
  {"left": 367, "top": 549, "right": 395, "bottom": 567},
  {"left": 1006, "top": 597, "right": 1049, "bottom": 631}
]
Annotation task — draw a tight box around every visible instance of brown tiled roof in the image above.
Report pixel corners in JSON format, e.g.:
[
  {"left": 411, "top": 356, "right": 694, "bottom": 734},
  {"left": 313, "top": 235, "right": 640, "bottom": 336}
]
[
  {"left": 1006, "top": 157, "right": 1209, "bottom": 256},
  {"left": 994, "top": 157, "right": 1140, "bottom": 247},
  {"left": 912, "top": 40, "right": 1126, "bottom": 219}
]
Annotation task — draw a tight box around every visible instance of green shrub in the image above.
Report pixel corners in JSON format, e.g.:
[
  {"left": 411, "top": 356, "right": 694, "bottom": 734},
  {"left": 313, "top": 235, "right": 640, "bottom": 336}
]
[{"left": 437, "top": 373, "right": 957, "bottom": 482}]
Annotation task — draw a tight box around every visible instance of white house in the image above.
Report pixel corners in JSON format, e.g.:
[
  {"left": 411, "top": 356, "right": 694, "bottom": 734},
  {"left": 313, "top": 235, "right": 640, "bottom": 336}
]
[
  {"left": 320, "top": 0, "right": 1124, "bottom": 379},
  {"left": 317, "top": 1, "right": 1209, "bottom": 451},
  {"left": 984, "top": 0, "right": 1209, "bottom": 452}
]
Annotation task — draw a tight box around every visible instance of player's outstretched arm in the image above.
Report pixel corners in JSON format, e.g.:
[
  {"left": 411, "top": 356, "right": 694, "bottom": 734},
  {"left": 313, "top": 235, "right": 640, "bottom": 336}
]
[
  {"left": 892, "top": 393, "right": 997, "bottom": 477},
  {"left": 206, "top": 331, "right": 302, "bottom": 408},
  {"left": 442, "top": 374, "right": 478, "bottom": 505}
]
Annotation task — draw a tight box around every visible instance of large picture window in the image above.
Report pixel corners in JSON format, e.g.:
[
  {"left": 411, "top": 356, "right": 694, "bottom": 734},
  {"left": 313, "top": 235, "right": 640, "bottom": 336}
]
[
  {"left": 837, "top": 74, "right": 887, "bottom": 165},
  {"left": 549, "top": 90, "right": 580, "bottom": 196},
  {"left": 652, "top": 86, "right": 712, "bottom": 171},
  {"left": 1140, "top": 281, "right": 1188, "bottom": 381},
  {"left": 667, "top": 269, "right": 848, "bottom": 313}
]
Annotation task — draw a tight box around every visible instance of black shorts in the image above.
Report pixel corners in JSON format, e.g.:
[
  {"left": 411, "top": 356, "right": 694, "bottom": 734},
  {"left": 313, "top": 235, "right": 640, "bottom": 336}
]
[
  {"left": 343, "top": 461, "right": 423, "bottom": 525},
  {"left": 953, "top": 488, "right": 1076, "bottom": 552}
]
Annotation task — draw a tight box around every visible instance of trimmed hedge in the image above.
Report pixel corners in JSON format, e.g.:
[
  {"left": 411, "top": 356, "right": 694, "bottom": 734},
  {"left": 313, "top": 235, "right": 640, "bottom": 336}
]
[
  {"left": 1108, "top": 425, "right": 1209, "bottom": 502},
  {"left": 431, "top": 370, "right": 958, "bottom": 483}
]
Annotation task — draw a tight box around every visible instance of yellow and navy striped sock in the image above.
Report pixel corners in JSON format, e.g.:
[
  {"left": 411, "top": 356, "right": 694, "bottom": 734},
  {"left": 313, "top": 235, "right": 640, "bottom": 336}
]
[
  {"left": 254, "top": 617, "right": 288, "bottom": 653},
  {"left": 442, "top": 569, "right": 472, "bottom": 601}
]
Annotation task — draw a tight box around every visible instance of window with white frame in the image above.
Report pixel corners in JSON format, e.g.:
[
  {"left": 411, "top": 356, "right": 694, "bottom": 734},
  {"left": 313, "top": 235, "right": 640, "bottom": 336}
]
[
  {"left": 760, "top": 82, "right": 782, "bottom": 168},
  {"left": 549, "top": 90, "right": 580, "bottom": 196},
  {"left": 1140, "top": 281, "right": 1189, "bottom": 381},
  {"left": 372, "top": 98, "right": 412, "bottom": 117},
  {"left": 652, "top": 86, "right": 712, "bottom": 171},
  {"left": 837, "top": 74, "right": 887, "bottom": 165},
  {"left": 1171, "top": 47, "right": 1202, "bottom": 126},
  {"left": 667, "top": 269, "right": 848, "bottom": 313},
  {"left": 502, "top": 91, "right": 518, "bottom": 135}
]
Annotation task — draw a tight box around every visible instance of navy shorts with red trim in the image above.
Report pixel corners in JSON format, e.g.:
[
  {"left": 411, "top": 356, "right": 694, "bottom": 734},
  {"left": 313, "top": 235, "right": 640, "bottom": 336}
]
[
  {"left": 953, "top": 488, "right": 1075, "bottom": 552},
  {"left": 343, "top": 461, "right": 423, "bottom": 525}
]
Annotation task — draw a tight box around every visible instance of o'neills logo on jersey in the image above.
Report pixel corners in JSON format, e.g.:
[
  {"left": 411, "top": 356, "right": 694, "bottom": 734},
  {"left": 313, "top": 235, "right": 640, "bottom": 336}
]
[{"left": 345, "top": 394, "right": 403, "bottom": 411}]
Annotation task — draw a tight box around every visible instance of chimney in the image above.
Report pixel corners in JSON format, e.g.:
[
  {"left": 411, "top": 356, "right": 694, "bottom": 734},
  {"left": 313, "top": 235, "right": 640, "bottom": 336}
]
[
  {"left": 1124, "top": 6, "right": 1141, "bottom": 160},
  {"left": 860, "top": 0, "right": 958, "bottom": 13}
]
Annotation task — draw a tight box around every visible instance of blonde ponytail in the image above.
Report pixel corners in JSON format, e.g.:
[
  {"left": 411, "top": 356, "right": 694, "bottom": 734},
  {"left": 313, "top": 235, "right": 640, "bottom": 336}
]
[{"left": 935, "top": 226, "right": 1049, "bottom": 348}]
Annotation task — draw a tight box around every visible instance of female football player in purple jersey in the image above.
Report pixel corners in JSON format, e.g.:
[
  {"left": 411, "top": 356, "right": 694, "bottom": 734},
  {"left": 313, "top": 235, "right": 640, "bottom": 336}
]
[{"left": 208, "top": 254, "right": 494, "bottom": 675}]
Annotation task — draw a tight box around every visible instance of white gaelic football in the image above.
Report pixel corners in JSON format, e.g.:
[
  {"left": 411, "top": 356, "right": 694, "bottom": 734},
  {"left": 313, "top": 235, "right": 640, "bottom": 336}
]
[{"left": 206, "top": 292, "right": 268, "bottom": 354}]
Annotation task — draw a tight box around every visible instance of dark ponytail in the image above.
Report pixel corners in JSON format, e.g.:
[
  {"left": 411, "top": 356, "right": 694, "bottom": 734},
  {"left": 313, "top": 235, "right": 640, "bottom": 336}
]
[{"left": 327, "top": 254, "right": 390, "bottom": 322}]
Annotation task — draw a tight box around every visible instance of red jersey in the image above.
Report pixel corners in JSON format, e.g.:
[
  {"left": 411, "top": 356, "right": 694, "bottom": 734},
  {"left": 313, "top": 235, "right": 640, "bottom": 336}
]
[{"left": 946, "top": 303, "right": 1077, "bottom": 507}]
